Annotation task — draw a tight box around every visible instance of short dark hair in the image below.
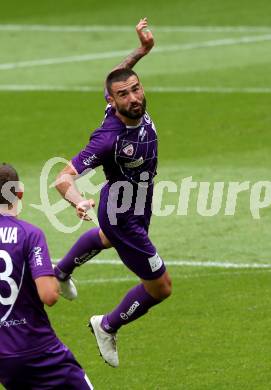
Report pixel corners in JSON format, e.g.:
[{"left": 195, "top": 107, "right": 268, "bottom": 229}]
[
  {"left": 0, "top": 163, "right": 19, "bottom": 205},
  {"left": 106, "top": 68, "right": 139, "bottom": 95}
]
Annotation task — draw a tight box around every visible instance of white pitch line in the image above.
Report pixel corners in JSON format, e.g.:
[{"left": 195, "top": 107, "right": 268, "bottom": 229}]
[
  {"left": 0, "top": 49, "right": 131, "bottom": 70},
  {"left": 0, "top": 84, "right": 101, "bottom": 92},
  {"left": 147, "top": 86, "right": 271, "bottom": 94},
  {"left": 76, "top": 269, "right": 271, "bottom": 285},
  {"left": 53, "top": 259, "right": 271, "bottom": 269},
  {"left": 0, "top": 24, "right": 271, "bottom": 33},
  {"left": 1, "top": 34, "right": 271, "bottom": 71},
  {"left": 1, "top": 84, "right": 271, "bottom": 94},
  {"left": 77, "top": 276, "right": 137, "bottom": 284}
]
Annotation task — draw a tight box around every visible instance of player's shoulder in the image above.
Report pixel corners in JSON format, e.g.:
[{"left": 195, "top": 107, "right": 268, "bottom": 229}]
[
  {"left": 2, "top": 218, "right": 45, "bottom": 251},
  {"left": 89, "top": 106, "right": 124, "bottom": 145},
  {"left": 90, "top": 126, "right": 118, "bottom": 146},
  {"left": 101, "top": 104, "right": 125, "bottom": 132},
  {"left": 14, "top": 218, "right": 44, "bottom": 239}
]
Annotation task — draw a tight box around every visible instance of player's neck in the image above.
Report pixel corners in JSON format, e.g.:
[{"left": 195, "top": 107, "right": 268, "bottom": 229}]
[
  {"left": 115, "top": 111, "right": 142, "bottom": 127},
  {"left": 0, "top": 204, "right": 18, "bottom": 217}
]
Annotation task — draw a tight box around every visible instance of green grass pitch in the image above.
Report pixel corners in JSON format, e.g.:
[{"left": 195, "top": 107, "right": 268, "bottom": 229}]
[{"left": 1, "top": 0, "right": 271, "bottom": 389}]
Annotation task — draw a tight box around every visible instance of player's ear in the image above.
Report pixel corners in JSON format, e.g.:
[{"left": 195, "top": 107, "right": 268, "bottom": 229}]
[{"left": 107, "top": 95, "right": 116, "bottom": 108}]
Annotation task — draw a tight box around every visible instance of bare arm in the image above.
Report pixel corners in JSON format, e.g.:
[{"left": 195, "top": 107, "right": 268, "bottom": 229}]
[
  {"left": 35, "top": 276, "right": 60, "bottom": 306},
  {"left": 55, "top": 164, "right": 84, "bottom": 208},
  {"left": 112, "top": 17, "right": 154, "bottom": 71},
  {"left": 56, "top": 163, "right": 95, "bottom": 220}
]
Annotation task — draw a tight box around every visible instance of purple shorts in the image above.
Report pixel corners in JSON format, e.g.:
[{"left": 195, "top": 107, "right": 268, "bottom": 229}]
[
  {"left": 98, "top": 184, "right": 166, "bottom": 280},
  {"left": 0, "top": 342, "right": 93, "bottom": 390}
]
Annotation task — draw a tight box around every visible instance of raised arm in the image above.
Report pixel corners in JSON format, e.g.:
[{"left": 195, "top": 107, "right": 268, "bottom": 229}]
[{"left": 112, "top": 17, "right": 154, "bottom": 71}]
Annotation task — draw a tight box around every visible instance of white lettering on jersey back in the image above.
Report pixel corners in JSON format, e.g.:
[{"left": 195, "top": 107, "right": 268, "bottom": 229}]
[
  {"left": 0, "top": 227, "right": 18, "bottom": 244},
  {"left": 0, "top": 318, "right": 27, "bottom": 328}
]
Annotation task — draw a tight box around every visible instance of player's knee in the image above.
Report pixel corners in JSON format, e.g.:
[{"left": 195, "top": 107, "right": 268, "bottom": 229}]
[
  {"left": 145, "top": 274, "right": 172, "bottom": 301},
  {"left": 159, "top": 277, "right": 172, "bottom": 300}
]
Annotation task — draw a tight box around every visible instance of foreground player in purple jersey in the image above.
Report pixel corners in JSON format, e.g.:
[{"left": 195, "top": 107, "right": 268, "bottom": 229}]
[
  {"left": 0, "top": 164, "right": 93, "bottom": 389},
  {"left": 54, "top": 18, "right": 172, "bottom": 368}
]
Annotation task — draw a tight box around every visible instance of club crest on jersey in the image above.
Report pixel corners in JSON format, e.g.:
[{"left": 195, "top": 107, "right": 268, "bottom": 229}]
[{"left": 122, "top": 144, "right": 134, "bottom": 156}]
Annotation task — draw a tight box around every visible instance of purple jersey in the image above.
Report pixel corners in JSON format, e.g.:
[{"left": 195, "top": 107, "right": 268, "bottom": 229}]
[
  {"left": 72, "top": 104, "right": 158, "bottom": 185},
  {"left": 72, "top": 103, "right": 166, "bottom": 280},
  {"left": 0, "top": 215, "right": 58, "bottom": 358}
]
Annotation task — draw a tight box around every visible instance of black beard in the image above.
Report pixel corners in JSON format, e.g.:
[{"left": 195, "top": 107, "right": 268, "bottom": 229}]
[{"left": 117, "top": 97, "right": 147, "bottom": 120}]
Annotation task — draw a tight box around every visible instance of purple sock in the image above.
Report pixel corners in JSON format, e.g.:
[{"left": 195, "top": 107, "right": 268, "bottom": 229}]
[
  {"left": 101, "top": 284, "right": 159, "bottom": 333},
  {"left": 55, "top": 227, "right": 104, "bottom": 278}
]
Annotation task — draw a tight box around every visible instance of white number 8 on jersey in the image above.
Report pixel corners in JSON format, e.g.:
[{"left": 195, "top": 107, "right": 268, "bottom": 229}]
[{"left": 0, "top": 250, "right": 19, "bottom": 306}]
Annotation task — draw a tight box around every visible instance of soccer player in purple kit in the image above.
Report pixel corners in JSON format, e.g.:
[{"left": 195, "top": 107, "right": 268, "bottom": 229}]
[
  {"left": 0, "top": 163, "right": 93, "bottom": 389},
  {"left": 54, "top": 18, "right": 172, "bottom": 368}
]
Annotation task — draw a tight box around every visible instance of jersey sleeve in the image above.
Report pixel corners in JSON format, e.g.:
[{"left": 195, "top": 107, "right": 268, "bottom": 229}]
[
  {"left": 26, "top": 227, "right": 54, "bottom": 280},
  {"left": 71, "top": 130, "right": 113, "bottom": 175}
]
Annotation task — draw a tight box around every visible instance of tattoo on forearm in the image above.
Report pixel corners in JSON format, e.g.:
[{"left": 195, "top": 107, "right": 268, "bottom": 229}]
[{"left": 116, "top": 49, "right": 145, "bottom": 70}]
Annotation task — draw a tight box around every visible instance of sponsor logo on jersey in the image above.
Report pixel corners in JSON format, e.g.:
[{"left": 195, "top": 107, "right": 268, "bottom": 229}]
[
  {"left": 0, "top": 227, "right": 17, "bottom": 244},
  {"left": 0, "top": 318, "right": 27, "bottom": 328},
  {"left": 33, "top": 246, "right": 43, "bottom": 266},
  {"left": 83, "top": 154, "right": 97, "bottom": 166},
  {"left": 124, "top": 157, "right": 144, "bottom": 169},
  {"left": 148, "top": 253, "right": 163, "bottom": 272},
  {"left": 122, "top": 144, "right": 134, "bottom": 156}
]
